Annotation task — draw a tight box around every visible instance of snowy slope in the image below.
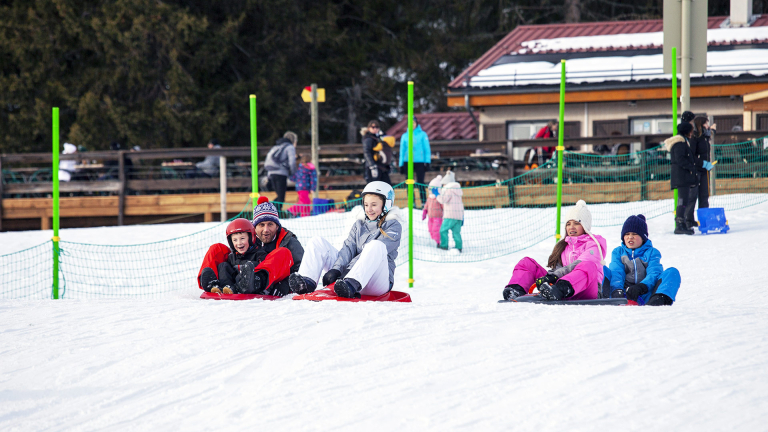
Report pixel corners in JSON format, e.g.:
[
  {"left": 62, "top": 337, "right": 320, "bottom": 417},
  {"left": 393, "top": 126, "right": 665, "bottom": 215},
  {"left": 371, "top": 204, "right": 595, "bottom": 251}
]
[{"left": 1, "top": 202, "right": 767, "bottom": 431}]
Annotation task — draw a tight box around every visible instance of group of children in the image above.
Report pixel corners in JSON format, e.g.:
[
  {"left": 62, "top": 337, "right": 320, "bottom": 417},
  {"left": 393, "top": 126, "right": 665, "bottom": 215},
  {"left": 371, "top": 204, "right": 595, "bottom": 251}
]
[
  {"left": 203, "top": 175, "right": 680, "bottom": 305},
  {"left": 502, "top": 200, "right": 680, "bottom": 306},
  {"left": 422, "top": 170, "right": 464, "bottom": 252}
]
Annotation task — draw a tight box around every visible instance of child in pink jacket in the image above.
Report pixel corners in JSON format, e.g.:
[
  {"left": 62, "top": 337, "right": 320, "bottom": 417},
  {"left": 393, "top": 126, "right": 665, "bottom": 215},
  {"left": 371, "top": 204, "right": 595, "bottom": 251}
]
[
  {"left": 502, "top": 200, "right": 607, "bottom": 301},
  {"left": 421, "top": 175, "right": 443, "bottom": 245}
]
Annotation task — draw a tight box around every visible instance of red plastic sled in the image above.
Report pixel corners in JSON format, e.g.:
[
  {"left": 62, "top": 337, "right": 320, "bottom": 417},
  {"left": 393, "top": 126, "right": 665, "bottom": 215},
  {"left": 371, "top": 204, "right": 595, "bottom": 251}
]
[
  {"left": 293, "top": 287, "right": 412, "bottom": 303},
  {"left": 200, "top": 292, "right": 281, "bottom": 301}
]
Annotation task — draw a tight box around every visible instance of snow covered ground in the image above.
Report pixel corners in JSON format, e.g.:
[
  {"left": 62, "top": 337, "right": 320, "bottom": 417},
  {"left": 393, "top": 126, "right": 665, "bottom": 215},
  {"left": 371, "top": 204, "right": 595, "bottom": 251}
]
[{"left": 2, "top": 201, "right": 768, "bottom": 431}]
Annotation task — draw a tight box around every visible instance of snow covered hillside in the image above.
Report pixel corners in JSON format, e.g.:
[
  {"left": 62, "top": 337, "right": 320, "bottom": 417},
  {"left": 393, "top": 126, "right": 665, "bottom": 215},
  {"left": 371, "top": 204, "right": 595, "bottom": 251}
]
[{"left": 1, "top": 201, "right": 767, "bottom": 431}]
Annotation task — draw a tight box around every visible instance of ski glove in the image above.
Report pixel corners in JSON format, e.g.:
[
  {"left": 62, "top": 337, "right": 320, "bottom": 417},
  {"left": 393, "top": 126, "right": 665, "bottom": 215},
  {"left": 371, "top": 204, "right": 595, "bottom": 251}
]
[
  {"left": 431, "top": 187, "right": 439, "bottom": 196},
  {"left": 539, "top": 280, "right": 574, "bottom": 301},
  {"left": 610, "top": 289, "right": 626, "bottom": 299},
  {"left": 369, "top": 166, "right": 379, "bottom": 179},
  {"left": 626, "top": 283, "right": 649, "bottom": 301},
  {"left": 322, "top": 269, "right": 342, "bottom": 287},
  {"left": 535, "top": 273, "right": 559, "bottom": 288},
  {"left": 702, "top": 160, "right": 714, "bottom": 171}
]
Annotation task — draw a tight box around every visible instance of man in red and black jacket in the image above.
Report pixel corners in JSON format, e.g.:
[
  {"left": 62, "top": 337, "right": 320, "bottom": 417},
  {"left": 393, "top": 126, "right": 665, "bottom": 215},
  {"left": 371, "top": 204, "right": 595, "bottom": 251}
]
[{"left": 198, "top": 197, "right": 304, "bottom": 296}]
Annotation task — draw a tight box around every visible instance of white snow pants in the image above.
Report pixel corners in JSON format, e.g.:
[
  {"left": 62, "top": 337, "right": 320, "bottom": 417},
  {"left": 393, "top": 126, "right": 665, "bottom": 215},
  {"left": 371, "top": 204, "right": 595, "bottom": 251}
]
[{"left": 298, "top": 237, "right": 391, "bottom": 296}]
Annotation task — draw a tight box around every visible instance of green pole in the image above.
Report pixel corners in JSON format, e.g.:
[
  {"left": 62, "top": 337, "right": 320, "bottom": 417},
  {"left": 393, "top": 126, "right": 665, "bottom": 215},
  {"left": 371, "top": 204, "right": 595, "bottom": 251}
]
[
  {"left": 407, "top": 82, "right": 414, "bottom": 288},
  {"left": 672, "top": 47, "right": 678, "bottom": 220},
  {"left": 555, "top": 60, "right": 566, "bottom": 241},
  {"left": 52, "top": 107, "right": 60, "bottom": 299},
  {"left": 249, "top": 95, "right": 258, "bottom": 205}
]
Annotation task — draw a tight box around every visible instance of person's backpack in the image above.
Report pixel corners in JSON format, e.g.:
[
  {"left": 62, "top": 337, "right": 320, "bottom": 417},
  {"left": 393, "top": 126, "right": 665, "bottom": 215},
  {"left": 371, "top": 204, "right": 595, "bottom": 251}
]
[{"left": 265, "top": 141, "right": 291, "bottom": 172}]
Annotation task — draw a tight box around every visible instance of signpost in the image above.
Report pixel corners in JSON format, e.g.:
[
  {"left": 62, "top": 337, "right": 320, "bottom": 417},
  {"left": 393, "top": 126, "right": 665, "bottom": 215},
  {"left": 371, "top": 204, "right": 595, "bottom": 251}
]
[{"left": 302, "top": 85, "right": 325, "bottom": 197}]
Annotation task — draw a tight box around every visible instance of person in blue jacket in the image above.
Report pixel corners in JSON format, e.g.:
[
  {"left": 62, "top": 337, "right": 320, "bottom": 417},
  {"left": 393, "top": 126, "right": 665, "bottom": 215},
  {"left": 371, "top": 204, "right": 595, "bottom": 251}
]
[
  {"left": 399, "top": 117, "right": 431, "bottom": 205},
  {"left": 605, "top": 214, "right": 681, "bottom": 306}
]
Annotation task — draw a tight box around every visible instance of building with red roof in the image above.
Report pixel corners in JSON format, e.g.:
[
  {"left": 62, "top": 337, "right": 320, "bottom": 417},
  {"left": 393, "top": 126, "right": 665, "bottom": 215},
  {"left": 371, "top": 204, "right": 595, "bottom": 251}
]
[{"left": 447, "top": 10, "right": 768, "bottom": 142}]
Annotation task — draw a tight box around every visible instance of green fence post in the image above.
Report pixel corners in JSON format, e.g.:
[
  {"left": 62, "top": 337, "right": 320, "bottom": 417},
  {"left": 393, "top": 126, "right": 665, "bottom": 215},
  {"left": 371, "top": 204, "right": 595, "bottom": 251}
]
[
  {"left": 52, "top": 107, "right": 60, "bottom": 299},
  {"left": 672, "top": 47, "right": 678, "bottom": 221},
  {"left": 555, "top": 60, "right": 566, "bottom": 241},
  {"left": 407, "top": 81, "right": 414, "bottom": 288},
  {"left": 250, "top": 95, "right": 258, "bottom": 206}
]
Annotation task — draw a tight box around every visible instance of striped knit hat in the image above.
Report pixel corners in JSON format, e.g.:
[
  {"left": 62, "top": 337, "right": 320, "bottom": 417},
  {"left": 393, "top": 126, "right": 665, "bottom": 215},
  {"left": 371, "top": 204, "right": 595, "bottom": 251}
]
[{"left": 252, "top": 196, "right": 280, "bottom": 227}]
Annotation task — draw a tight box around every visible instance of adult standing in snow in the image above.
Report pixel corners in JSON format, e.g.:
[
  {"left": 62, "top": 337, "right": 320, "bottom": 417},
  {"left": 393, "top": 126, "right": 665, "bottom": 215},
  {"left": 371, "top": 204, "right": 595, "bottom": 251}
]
[
  {"left": 398, "top": 116, "right": 431, "bottom": 205},
  {"left": 197, "top": 197, "right": 304, "bottom": 296},
  {"left": 362, "top": 121, "right": 392, "bottom": 185},
  {"left": 264, "top": 131, "right": 298, "bottom": 213},
  {"left": 663, "top": 122, "right": 713, "bottom": 235},
  {"left": 688, "top": 116, "right": 715, "bottom": 228},
  {"left": 288, "top": 181, "right": 402, "bottom": 298}
]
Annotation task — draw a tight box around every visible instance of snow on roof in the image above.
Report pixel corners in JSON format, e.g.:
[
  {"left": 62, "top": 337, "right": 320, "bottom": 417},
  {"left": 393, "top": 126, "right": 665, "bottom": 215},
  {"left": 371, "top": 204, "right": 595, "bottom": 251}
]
[
  {"left": 517, "top": 26, "right": 768, "bottom": 54},
  {"left": 471, "top": 49, "right": 768, "bottom": 87}
]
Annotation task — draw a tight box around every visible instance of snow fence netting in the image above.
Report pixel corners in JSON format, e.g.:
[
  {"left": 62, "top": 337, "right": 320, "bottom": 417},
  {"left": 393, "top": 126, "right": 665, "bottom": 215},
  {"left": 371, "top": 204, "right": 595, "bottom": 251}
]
[{"left": 1, "top": 136, "right": 767, "bottom": 298}]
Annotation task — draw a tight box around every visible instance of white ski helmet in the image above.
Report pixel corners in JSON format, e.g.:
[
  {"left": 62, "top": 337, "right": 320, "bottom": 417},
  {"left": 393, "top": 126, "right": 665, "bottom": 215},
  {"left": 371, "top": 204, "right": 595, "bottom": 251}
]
[{"left": 361, "top": 181, "right": 395, "bottom": 212}]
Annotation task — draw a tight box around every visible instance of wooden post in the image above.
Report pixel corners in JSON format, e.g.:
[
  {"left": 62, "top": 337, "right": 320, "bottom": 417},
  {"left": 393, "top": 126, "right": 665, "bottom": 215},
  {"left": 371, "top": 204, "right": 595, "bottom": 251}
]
[
  {"left": 506, "top": 140, "right": 516, "bottom": 207},
  {"left": 0, "top": 156, "right": 4, "bottom": 232},
  {"left": 310, "top": 83, "right": 319, "bottom": 198},
  {"left": 118, "top": 150, "right": 126, "bottom": 226},
  {"left": 41, "top": 216, "right": 50, "bottom": 230},
  {"left": 219, "top": 156, "right": 227, "bottom": 221},
  {"left": 640, "top": 135, "right": 648, "bottom": 201}
]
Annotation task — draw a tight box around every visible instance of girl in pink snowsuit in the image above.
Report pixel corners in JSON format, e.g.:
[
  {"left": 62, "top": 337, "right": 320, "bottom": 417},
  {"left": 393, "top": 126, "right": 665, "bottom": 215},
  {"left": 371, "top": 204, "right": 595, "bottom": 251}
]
[
  {"left": 502, "top": 200, "right": 607, "bottom": 301},
  {"left": 421, "top": 175, "right": 443, "bottom": 245}
]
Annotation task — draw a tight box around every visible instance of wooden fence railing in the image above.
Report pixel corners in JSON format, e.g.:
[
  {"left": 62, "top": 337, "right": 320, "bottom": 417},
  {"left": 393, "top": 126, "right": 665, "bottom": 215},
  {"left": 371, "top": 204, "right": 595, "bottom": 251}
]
[{"left": 2, "top": 130, "right": 767, "bottom": 230}]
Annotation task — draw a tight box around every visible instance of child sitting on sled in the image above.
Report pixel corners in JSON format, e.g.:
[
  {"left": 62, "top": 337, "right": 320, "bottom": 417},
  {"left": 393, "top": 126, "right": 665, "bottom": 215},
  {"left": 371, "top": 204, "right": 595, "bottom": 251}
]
[
  {"left": 422, "top": 175, "right": 443, "bottom": 246},
  {"left": 605, "top": 214, "right": 680, "bottom": 306},
  {"left": 436, "top": 170, "right": 464, "bottom": 252},
  {"left": 287, "top": 181, "right": 402, "bottom": 298},
  {"left": 204, "top": 218, "right": 260, "bottom": 294},
  {"left": 502, "top": 200, "right": 607, "bottom": 301}
]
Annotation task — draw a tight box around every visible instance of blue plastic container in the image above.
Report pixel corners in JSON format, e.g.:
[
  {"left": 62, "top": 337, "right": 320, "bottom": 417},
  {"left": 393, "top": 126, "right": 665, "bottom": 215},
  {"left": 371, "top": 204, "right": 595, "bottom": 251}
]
[
  {"left": 311, "top": 198, "right": 335, "bottom": 216},
  {"left": 697, "top": 208, "right": 729, "bottom": 234}
]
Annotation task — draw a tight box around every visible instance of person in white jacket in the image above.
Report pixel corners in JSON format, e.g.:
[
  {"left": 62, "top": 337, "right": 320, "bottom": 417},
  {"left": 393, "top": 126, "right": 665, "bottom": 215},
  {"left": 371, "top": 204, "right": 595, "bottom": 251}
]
[
  {"left": 436, "top": 170, "right": 464, "bottom": 252},
  {"left": 59, "top": 143, "right": 78, "bottom": 182},
  {"left": 288, "top": 181, "right": 402, "bottom": 298}
]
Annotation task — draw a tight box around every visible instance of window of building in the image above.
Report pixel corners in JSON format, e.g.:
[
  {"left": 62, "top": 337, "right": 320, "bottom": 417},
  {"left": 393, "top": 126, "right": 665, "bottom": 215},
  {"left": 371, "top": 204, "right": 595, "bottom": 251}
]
[{"left": 630, "top": 117, "right": 674, "bottom": 135}]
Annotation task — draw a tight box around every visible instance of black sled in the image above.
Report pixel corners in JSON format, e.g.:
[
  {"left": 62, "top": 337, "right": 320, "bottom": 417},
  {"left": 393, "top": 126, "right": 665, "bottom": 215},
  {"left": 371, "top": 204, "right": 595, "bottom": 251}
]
[{"left": 498, "top": 294, "right": 629, "bottom": 306}]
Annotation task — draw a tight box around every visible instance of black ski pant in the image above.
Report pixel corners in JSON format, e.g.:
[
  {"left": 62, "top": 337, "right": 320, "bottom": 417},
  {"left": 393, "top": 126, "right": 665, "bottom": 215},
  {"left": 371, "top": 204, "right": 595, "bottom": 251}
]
[
  {"left": 269, "top": 174, "right": 288, "bottom": 212},
  {"left": 676, "top": 185, "right": 696, "bottom": 222},
  {"left": 400, "top": 162, "right": 427, "bottom": 206},
  {"left": 217, "top": 262, "right": 239, "bottom": 288}
]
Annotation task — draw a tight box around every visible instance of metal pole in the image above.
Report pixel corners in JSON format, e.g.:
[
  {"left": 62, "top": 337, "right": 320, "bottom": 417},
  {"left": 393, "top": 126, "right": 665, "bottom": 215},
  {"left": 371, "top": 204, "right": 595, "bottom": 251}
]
[
  {"left": 555, "top": 60, "right": 566, "bottom": 241},
  {"left": 311, "top": 84, "right": 319, "bottom": 198},
  {"left": 219, "top": 156, "right": 227, "bottom": 221},
  {"left": 681, "top": 0, "right": 691, "bottom": 114},
  {"left": 52, "top": 107, "right": 60, "bottom": 300},
  {"left": 672, "top": 47, "right": 679, "bottom": 219},
  {"left": 407, "top": 81, "right": 415, "bottom": 288},
  {"left": 249, "top": 95, "right": 258, "bottom": 204}
]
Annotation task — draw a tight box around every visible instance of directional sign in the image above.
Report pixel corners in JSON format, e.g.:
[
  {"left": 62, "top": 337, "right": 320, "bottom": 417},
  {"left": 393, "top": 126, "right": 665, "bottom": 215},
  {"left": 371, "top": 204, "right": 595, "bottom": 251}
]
[{"left": 301, "top": 87, "right": 325, "bottom": 103}]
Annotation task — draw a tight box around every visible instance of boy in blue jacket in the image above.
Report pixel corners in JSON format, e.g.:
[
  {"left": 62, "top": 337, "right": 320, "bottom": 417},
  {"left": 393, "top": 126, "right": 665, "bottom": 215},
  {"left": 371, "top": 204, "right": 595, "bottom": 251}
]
[{"left": 605, "top": 214, "right": 681, "bottom": 306}]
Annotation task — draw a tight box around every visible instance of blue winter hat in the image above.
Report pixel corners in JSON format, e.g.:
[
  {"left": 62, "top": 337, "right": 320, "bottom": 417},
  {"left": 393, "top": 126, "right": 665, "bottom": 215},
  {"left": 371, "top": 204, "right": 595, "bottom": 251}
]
[
  {"left": 621, "top": 214, "right": 648, "bottom": 244},
  {"left": 252, "top": 196, "right": 280, "bottom": 227}
]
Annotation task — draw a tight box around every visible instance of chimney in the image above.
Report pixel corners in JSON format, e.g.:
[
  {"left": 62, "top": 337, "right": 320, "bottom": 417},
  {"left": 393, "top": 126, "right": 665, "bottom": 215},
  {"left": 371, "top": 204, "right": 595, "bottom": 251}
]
[{"left": 730, "top": 0, "right": 754, "bottom": 27}]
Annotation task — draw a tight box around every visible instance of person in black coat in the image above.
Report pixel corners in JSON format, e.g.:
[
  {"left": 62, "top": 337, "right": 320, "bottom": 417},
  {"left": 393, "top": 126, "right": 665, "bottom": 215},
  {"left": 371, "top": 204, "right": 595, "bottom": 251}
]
[
  {"left": 362, "top": 120, "right": 391, "bottom": 185},
  {"left": 662, "top": 122, "right": 713, "bottom": 235},
  {"left": 688, "top": 116, "right": 716, "bottom": 226}
]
